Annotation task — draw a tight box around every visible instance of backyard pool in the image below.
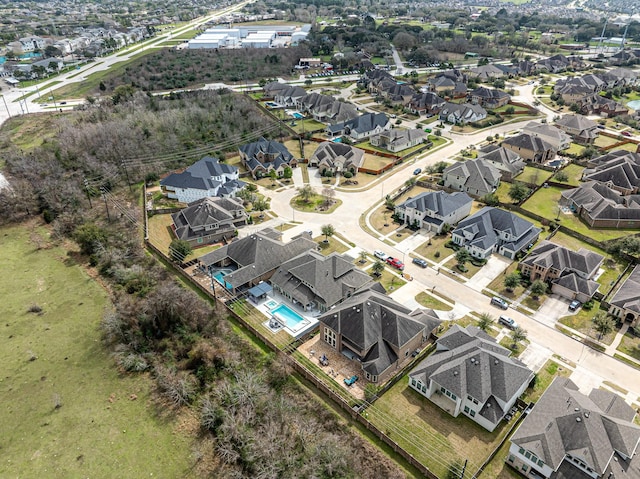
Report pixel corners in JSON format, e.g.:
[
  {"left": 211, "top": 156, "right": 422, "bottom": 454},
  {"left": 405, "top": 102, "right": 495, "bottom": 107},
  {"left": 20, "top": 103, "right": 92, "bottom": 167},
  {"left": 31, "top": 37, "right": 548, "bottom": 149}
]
[
  {"left": 265, "top": 299, "right": 278, "bottom": 309},
  {"left": 212, "top": 268, "right": 234, "bottom": 284},
  {"left": 627, "top": 100, "right": 640, "bottom": 111},
  {"left": 266, "top": 101, "right": 279, "bottom": 108},
  {"left": 332, "top": 137, "right": 342, "bottom": 143},
  {"left": 271, "top": 304, "right": 307, "bottom": 330},
  {"left": 547, "top": 159, "right": 564, "bottom": 168},
  {"left": 291, "top": 112, "right": 304, "bottom": 119}
]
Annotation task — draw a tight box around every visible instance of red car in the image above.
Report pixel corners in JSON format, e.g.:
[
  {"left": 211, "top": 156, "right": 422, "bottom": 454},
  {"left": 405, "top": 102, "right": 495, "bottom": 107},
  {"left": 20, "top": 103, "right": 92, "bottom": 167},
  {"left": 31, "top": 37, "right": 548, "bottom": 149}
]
[
  {"left": 622, "top": 131, "right": 632, "bottom": 137},
  {"left": 386, "top": 257, "right": 405, "bottom": 270}
]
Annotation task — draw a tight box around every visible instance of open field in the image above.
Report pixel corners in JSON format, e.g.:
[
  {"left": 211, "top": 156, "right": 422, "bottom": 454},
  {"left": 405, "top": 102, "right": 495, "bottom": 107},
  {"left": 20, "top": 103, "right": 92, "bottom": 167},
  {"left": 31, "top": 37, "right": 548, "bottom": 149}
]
[{"left": 0, "top": 222, "right": 193, "bottom": 477}]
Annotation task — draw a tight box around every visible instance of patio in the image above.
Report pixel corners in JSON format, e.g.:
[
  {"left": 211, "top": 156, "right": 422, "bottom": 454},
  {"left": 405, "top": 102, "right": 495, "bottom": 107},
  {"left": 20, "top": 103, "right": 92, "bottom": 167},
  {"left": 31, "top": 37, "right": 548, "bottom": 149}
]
[{"left": 298, "top": 334, "right": 366, "bottom": 400}]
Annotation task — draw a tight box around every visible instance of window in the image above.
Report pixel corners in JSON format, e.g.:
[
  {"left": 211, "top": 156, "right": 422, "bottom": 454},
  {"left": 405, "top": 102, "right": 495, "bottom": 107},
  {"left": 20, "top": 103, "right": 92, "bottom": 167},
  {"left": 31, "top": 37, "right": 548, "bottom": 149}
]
[
  {"left": 519, "top": 448, "right": 525, "bottom": 455},
  {"left": 508, "top": 455, "right": 515, "bottom": 464},
  {"left": 521, "top": 465, "right": 528, "bottom": 473},
  {"left": 324, "top": 327, "right": 336, "bottom": 348},
  {"left": 537, "top": 459, "right": 544, "bottom": 467},
  {"left": 470, "top": 410, "right": 476, "bottom": 417},
  {"left": 525, "top": 452, "right": 531, "bottom": 460},
  {"left": 464, "top": 406, "right": 470, "bottom": 414},
  {"left": 411, "top": 379, "right": 416, "bottom": 387},
  {"left": 197, "top": 237, "right": 203, "bottom": 244},
  {"left": 371, "top": 375, "right": 378, "bottom": 383},
  {"left": 421, "top": 385, "right": 426, "bottom": 393}
]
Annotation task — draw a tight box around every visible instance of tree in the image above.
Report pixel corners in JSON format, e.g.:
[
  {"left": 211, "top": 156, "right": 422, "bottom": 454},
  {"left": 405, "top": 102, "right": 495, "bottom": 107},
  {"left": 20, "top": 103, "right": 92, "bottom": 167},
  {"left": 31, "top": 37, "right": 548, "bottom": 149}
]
[
  {"left": 73, "top": 222, "right": 108, "bottom": 255},
  {"left": 508, "top": 183, "right": 530, "bottom": 203},
  {"left": 482, "top": 193, "right": 500, "bottom": 206},
  {"left": 477, "top": 313, "right": 494, "bottom": 331},
  {"left": 321, "top": 224, "right": 335, "bottom": 243},
  {"left": 592, "top": 311, "right": 615, "bottom": 340},
  {"left": 169, "top": 239, "right": 192, "bottom": 263},
  {"left": 510, "top": 326, "right": 528, "bottom": 348},
  {"left": 455, "top": 248, "right": 471, "bottom": 267},
  {"left": 504, "top": 272, "right": 521, "bottom": 293},
  {"left": 371, "top": 260, "right": 385, "bottom": 277},
  {"left": 282, "top": 166, "right": 293, "bottom": 180},
  {"left": 304, "top": 79, "right": 312, "bottom": 86},
  {"left": 322, "top": 187, "right": 335, "bottom": 207},
  {"left": 252, "top": 197, "right": 269, "bottom": 212},
  {"left": 358, "top": 250, "right": 368, "bottom": 263},
  {"left": 44, "top": 45, "right": 62, "bottom": 58},
  {"left": 530, "top": 280, "right": 547, "bottom": 300},
  {"left": 268, "top": 169, "right": 278, "bottom": 182},
  {"left": 297, "top": 184, "right": 315, "bottom": 203},
  {"left": 554, "top": 170, "right": 568, "bottom": 182},
  {"left": 384, "top": 195, "right": 395, "bottom": 210},
  {"left": 447, "top": 460, "right": 464, "bottom": 479}
]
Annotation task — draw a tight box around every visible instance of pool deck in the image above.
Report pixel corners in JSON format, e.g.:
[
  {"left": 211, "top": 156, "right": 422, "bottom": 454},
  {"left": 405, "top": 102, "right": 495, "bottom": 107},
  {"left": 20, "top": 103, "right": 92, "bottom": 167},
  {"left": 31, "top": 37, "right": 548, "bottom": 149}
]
[{"left": 254, "top": 293, "right": 319, "bottom": 339}]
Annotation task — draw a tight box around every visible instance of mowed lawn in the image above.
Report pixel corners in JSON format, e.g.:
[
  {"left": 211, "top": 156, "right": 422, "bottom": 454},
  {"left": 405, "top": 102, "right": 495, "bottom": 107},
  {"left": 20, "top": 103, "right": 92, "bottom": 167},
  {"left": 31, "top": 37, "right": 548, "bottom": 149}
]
[
  {"left": 367, "top": 375, "right": 513, "bottom": 478},
  {"left": 0, "top": 223, "right": 193, "bottom": 478}
]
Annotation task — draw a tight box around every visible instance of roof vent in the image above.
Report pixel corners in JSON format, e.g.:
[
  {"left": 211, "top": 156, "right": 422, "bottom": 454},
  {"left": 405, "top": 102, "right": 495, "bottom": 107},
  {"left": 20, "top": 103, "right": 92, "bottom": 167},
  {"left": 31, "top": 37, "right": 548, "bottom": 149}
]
[
  {"left": 487, "top": 403, "right": 491, "bottom": 407},
  {"left": 453, "top": 371, "right": 458, "bottom": 376},
  {"left": 584, "top": 412, "right": 590, "bottom": 418},
  {"left": 356, "top": 309, "right": 360, "bottom": 313},
  {"left": 574, "top": 407, "right": 580, "bottom": 412},
  {"left": 576, "top": 417, "right": 582, "bottom": 422},
  {"left": 494, "top": 360, "right": 499, "bottom": 365}
]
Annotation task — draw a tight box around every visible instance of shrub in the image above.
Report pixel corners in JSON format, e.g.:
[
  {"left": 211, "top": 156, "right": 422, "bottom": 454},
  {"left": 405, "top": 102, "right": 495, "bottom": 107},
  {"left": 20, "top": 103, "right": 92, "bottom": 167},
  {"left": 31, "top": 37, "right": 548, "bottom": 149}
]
[
  {"left": 28, "top": 303, "right": 43, "bottom": 314},
  {"left": 582, "top": 300, "right": 594, "bottom": 311},
  {"left": 343, "top": 170, "right": 353, "bottom": 178},
  {"left": 434, "top": 251, "right": 440, "bottom": 258}
]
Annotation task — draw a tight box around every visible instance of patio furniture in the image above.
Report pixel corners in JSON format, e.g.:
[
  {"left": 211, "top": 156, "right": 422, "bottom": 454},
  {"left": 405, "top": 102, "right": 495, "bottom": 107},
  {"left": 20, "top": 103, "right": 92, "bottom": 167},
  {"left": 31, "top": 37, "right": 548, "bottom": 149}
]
[
  {"left": 344, "top": 375, "right": 358, "bottom": 386},
  {"left": 319, "top": 354, "right": 329, "bottom": 366}
]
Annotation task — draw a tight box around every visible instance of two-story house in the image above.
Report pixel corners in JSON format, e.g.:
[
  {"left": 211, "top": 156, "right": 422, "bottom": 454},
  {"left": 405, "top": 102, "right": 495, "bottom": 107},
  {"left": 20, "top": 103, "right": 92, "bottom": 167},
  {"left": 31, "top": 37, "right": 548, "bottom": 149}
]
[
  {"left": 555, "top": 114, "right": 599, "bottom": 145},
  {"left": 394, "top": 191, "right": 473, "bottom": 233},
  {"left": 160, "top": 156, "right": 244, "bottom": 204},
  {"left": 439, "top": 103, "right": 487, "bottom": 125},
  {"left": 409, "top": 325, "right": 534, "bottom": 432},
  {"left": 238, "top": 137, "right": 298, "bottom": 179},
  {"left": 369, "top": 128, "right": 427, "bottom": 153},
  {"left": 443, "top": 159, "right": 502, "bottom": 197},
  {"left": 326, "top": 112, "right": 391, "bottom": 141},
  {"left": 451, "top": 207, "right": 541, "bottom": 260},
  {"left": 477, "top": 144, "right": 526, "bottom": 180},
  {"left": 308, "top": 142, "right": 365, "bottom": 176},
  {"left": 501, "top": 133, "right": 557, "bottom": 164}
]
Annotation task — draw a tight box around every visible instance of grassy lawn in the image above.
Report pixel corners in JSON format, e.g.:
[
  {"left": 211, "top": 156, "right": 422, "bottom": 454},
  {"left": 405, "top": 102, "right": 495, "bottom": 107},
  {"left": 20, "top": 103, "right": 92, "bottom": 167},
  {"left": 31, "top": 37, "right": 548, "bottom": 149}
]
[
  {"left": 147, "top": 213, "right": 175, "bottom": 256},
  {"left": 522, "top": 360, "right": 572, "bottom": 404},
  {"left": 444, "top": 257, "right": 485, "bottom": 280},
  {"left": 565, "top": 143, "right": 585, "bottom": 156},
  {"left": 368, "top": 204, "right": 403, "bottom": 237},
  {"left": 521, "top": 294, "right": 546, "bottom": 311},
  {"left": 498, "top": 337, "right": 527, "bottom": 357},
  {"left": 368, "top": 374, "right": 514, "bottom": 479},
  {"left": 415, "top": 292, "right": 453, "bottom": 311},
  {"left": 494, "top": 182, "right": 513, "bottom": 203},
  {"left": 362, "top": 153, "right": 395, "bottom": 172},
  {"left": 613, "top": 142, "right": 639, "bottom": 152},
  {"left": 290, "top": 194, "right": 342, "bottom": 214},
  {"left": 486, "top": 263, "right": 527, "bottom": 301},
  {"left": 372, "top": 270, "right": 406, "bottom": 292},
  {"left": 0, "top": 222, "right": 193, "bottom": 478},
  {"left": 337, "top": 171, "right": 382, "bottom": 189},
  {"left": 594, "top": 135, "right": 622, "bottom": 149},
  {"left": 516, "top": 166, "right": 552, "bottom": 186},
  {"left": 558, "top": 303, "right": 618, "bottom": 345},
  {"left": 315, "top": 237, "right": 350, "bottom": 256},
  {"left": 559, "top": 163, "right": 584, "bottom": 186},
  {"left": 289, "top": 119, "right": 326, "bottom": 134},
  {"left": 617, "top": 333, "right": 640, "bottom": 361},
  {"left": 413, "top": 234, "right": 452, "bottom": 263}
]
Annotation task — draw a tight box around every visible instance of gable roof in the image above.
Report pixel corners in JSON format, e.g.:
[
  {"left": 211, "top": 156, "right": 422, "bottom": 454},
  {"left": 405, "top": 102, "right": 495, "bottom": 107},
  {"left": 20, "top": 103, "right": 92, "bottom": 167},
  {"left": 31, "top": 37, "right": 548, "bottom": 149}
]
[
  {"left": 444, "top": 158, "right": 501, "bottom": 195},
  {"left": 374, "top": 128, "right": 427, "bottom": 147},
  {"left": 440, "top": 102, "right": 487, "bottom": 121},
  {"left": 331, "top": 112, "right": 390, "bottom": 135},
  {"left": 270, "top": 251, "right": 374, "bottom": 308},
  {"left": 410, "top": 325, "right": 534, "bottom": 421},
  {"left": 511, "top": 377, "right": 640, "bottom": 476},
  {"left": 469, "top": 86, "right": 511, "bottom": 101},
  {"left": 502, "top": 133, "right": 555, "bottom": 153},
  {"left": 477, "top": 144, "right": 526, "bottom": 174},
  {"left": 310, "top": 142, "right": 365, "bottom": 170},
  {"left": 522, "top": 122, "right": 571, "bottom": 149},
  {"left": 555, "top": 114, "right": 598, "bottom": 133},
  {"left": 171, "top": 197, "right": 245, "bottom": 241},
  {"left": 583, "top": 151, "right": 640, "bottom": 193},
  {"left": 239, "top": 137, "right": 294, "bottom": 163},
  {"left": 160, "top": 156, "right": 239, "bottom": 191},
  {"left": 198, "top": 229, "right": 316, "bottom": 289},
  {"left": 610, "top": 264, "right": 640, "bottom": 315},
  {"left": 561, "top": 181, "right": 640, "bottom": 222},
  {"left": 521, "top": 240, "right": 604, "bottom": 279},
  {"left": 398, "top": 191, "right": 473, "bottom": 217},
  {"left": 320, "top": 290, "right": 441, "bottom": 376}
]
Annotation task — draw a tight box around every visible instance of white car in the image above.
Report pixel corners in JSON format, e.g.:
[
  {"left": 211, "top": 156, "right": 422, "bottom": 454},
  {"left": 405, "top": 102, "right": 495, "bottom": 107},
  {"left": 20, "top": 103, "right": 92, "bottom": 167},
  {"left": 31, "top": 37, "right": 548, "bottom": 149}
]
[{"left": 374, "top": 250, "right": 388, "bottom": 261}]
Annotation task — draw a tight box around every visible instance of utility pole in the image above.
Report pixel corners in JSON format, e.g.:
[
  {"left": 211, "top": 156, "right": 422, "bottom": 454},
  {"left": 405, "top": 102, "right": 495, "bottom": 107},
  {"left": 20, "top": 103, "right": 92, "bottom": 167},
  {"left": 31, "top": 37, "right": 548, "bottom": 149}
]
[
  {"left": 83, "top": 178, "right": 93, "bottom": 208},
  {"left": 120, "top": 160, "right": 133, "bottom": 192},
  {"left": 100, "top": 186, "right": 111, "bottom": 222}
]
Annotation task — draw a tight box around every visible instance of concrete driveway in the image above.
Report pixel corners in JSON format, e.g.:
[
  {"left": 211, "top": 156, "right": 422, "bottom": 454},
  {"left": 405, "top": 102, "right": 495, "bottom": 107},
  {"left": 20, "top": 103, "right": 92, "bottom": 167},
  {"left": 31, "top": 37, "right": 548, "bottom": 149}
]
[
  {"left": 519, "top": 342, "right": 553, "bottom": 373},
  {"left": 465, "top": 255, "right": 511, "bottom": 292},
  {"left": 533, "top": 294, "right": 572, "bottom": 328}
]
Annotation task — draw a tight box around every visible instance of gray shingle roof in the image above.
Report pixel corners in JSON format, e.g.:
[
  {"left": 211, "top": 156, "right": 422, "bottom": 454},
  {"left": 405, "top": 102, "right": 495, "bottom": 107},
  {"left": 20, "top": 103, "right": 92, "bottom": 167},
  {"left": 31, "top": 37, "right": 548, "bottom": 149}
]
[
  {"left": 270, "top": 251, "right": 373, "bottom": 309},
  {"left": 330, "top": 112, "right": 390, "bottom": 135},
  {"left": 502, "top": 133, "right": 555, "bottom": 153},
  {"left": 521, "top": 240, "right": 604, "bottom": 279},
  {"left": 171, "top": 197, "right": 245, "bottom": 241},
  {"left": 198, "top": 228, "right": 316, "bottom": 289},
  {"left": 478, "top": 144, "right": 526, "bottom": 175},
  {"left": 562, "top": 181, "right": 640, "bottom": 222},
  {"left": 320, "top": 290, "right": 441, "bottom": 376},
  {"left": 410, "top": 325, "right": 533, "bottom": 419},
  {"left": 511, "top": 377, "right": 640, "bottom": 476},
  {"left": 444, "top": 159, "right": 501, "bottom": 196},
  {"left": 398, "top": 191, "right": 473, "bottom": 217},
  {"left": 160, "top": 156, "right": 238, "bottom": 191},
  {"left": 610, "top": 264, "right": 640, "bottom": 315},
  {"left": 583, "top": 151, "right": 640, "bottom": 193}
]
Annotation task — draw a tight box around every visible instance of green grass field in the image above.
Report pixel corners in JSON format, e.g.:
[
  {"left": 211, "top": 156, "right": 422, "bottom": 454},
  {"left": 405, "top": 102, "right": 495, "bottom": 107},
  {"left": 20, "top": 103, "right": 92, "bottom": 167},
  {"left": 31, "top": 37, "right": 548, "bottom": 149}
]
[{"left": 0, "top": 222, "right": 193, "bottom": 477}]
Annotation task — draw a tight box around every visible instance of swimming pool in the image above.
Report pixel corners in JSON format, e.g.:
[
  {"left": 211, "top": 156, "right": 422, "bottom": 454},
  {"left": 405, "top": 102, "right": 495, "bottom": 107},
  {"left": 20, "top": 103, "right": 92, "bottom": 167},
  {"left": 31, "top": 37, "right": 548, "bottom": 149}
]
[
  {"left": 292, "top": 112, "right": 304, "bottom": 119},
  {"left": 212, "top": 268, "right": 234, "bottom": 284},
  {"left": 548, "top": 159, "right": 563, "bottom": 168},
  {"left": 265, "top": 299, "right": 278, "bottom": 309},
  {"left": 332, "top": 137, "right": 342, "bottom": 143},
  {"left": 271, "top": 304, "right": 306, "bottom": 330},
  {"left": 266, "top": 101, "right": 279, "bottom": 108},
  {"left": 628, "top": 100, "right": 640, "bottom": 110}
]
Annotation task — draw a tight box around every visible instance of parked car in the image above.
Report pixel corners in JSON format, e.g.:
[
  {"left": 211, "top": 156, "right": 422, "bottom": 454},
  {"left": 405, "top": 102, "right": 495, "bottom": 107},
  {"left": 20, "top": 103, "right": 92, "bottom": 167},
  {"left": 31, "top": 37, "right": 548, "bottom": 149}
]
[
  {"left": 413, "top": 168, "right": 422, "bottom": 175},
  {"left": 498, "top": 315, "right": 518, "bottom": 330},
  {"left": 491, "top": 296, "right": 509, "bottom": 310},
  {"left": 344, "top": 375, "right": 358, "bottom": 386},
  {"left": 374, "top": 250, "right": 388, "bottom": 261},
  {"left": 622, "top": 131, "right": 632, "bottom": 137},
  {"left": 412, "top": 258, "right": 427, "bottom": 268},
  {"left": 424, "top": 128, "right": 432, "bottom": 133},
  {"left": 386, "top": 257, "right": 405, "bottom": 270},
  {"left": 569, "top": 300, "right": 581, "bottom": 311}
]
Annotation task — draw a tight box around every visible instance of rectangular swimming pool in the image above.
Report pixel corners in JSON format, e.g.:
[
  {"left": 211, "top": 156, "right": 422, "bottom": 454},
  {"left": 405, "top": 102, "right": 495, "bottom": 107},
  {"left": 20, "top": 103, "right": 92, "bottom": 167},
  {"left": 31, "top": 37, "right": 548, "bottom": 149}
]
[
  {"left": 271, "top": 304, "right": 306, "bottom": 330},
  {"left": 292, "top": 112, "right": 304, "bottom": 119}
]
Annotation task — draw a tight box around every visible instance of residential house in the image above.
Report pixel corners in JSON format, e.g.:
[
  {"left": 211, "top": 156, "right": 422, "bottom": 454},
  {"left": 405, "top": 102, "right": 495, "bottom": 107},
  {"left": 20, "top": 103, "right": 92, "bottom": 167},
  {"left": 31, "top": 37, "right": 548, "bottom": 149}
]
[
  {"left": 443, "top": 159, "right": 501, "bottom": 197},
  {"left": 270, "top": 251, "right": 374, "bottom": 313},
  {"left": 468, "top": 87, "right": 511, "bottom": 109},
  {"left": 266, "top": 84, "right": 307, "bottom": 107},
  {"left": 502, "top": 133, "right": 557, "bottom": 164},
  {"left": 560, "top": 181, "right": 640, "bottom": 228},
  {"left": 535, "top": 54, "right": 586, "bottom": 73},
  {"left": 583, "top": 150, "right": 640, "bottom": 195},
  {"left": 555, "top": 114, "right": 599, "bottom": 144},
  {"left": 409, "top": 325, "right": 534, "bottom": 432},
  {"left": 319, "top": 289, "right": 442, "bottom": 383},
  {"left": 326, "top": 112, "right": 391, "bottom": 141},
  {"left": 605, "top": 67, "right": 639, "bottom": 87},
  {"left": 359, "top": 69, "right": 394, "bottom": 90},
  {"left": 609, "top": 264, "right": 640, "bottom": 327},
  {"left": 308, "top": 142, "right": 365, "bottom": 176},
  {"left": 160, "top": 156, "right": 244, "bottom": 203},
  {"left": 297, "top": 93, "right": 358, "bottom": 123},
  {"left": 427, "top": 70, "right": 468, "bottom": 97},
  {"left": 197, "top": 227, "right": 316, "bottom": 293},
  {"left": 439, "top": 103, "right": 487, "bottom": 125},
  {"left": 477, "top": 144, "right": 526, "bottom": 180},
  {"left": 451, "top": 206, "right": 541, "bottom": 259},
  {"left": 580, "top": 95, "right": 629, "bottom": 117},
  {"left": 13, "top": 36, "right": 46, "bottom": 53},
  {"left": 520, "top": 241, "right": 604, "bottom": 303},
  {"left": 371, "top": 78, "right": 416, "bottom": 106},
  {"left": 238, "top": 137, "right": 298, "bottom": 179},
  {"left": 521, "top": 122, "right": 571, "bottom": 151},
  {"left": 508, "top": 377, "right": 640, "bottom": 479},
  {"left": 395, "top": 191, "right": 473, "bottom": 233},
  {"left": 469, "top": 64, "right": 507, "bottom": 81},
  {"left": 369, "top": 128, "right": 427, "bottom": 153},
  {"left": 170, "top": 197, "right": 248, "bottom": 247},
  {"left": 409, "top": 91, "right": 446, "bottom": 116}
]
